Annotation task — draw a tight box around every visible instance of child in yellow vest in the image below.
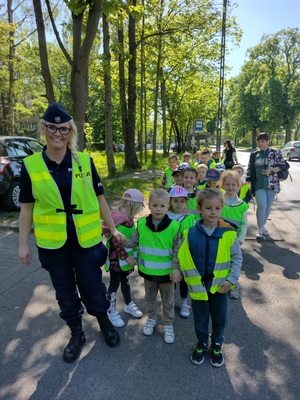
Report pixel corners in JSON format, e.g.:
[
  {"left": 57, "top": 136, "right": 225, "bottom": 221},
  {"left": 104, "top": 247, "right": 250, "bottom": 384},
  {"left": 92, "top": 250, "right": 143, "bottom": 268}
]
[
  {"left": 178, "top": 188, "right": 242, "bottom": 367},
  {"left": 167, "top": 185, "right": 197, "bottom": 318},
  {"left": 103, "top": 189, "right": 144, "bottom": 327},
  {"left": 196, "top": 164, "right": 208, "bottom": 189},
  {"left": 182, "top": 167, "right": 199, "bottom": 215},
  {"left": 124, "top": 189, "right": 181, "bottom": 344},
  {"left": 161, "top": 154, "right": 178, "bottom": 189},
  {"left": 232, "top": 164, "right": 253, "bottom": 203},
  {"left": 220, "top": 171, "right": 249, "bottom": 299}
]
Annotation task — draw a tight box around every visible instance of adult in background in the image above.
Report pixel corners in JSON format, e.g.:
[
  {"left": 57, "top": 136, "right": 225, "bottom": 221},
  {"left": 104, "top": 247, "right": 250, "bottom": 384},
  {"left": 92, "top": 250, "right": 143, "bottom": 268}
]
[
  {"left": 18, "top": 102, "right": 123, "bottom": 363},
  {"left": 222, "top": 139, "right": 238, "bottom": 169},
  {"left": 246, "top": 132, "right": 286, "bottom": 238}
]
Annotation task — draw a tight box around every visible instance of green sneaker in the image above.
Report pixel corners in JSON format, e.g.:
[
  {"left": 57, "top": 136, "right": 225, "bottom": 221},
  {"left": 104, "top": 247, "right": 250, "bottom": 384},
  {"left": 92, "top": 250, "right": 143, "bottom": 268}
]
[
  {"left": 210, "top": 343, "right": 224, "bottom": 367},
  {"left": 191, "top": 343, "right": 208, "bottom": 365}
]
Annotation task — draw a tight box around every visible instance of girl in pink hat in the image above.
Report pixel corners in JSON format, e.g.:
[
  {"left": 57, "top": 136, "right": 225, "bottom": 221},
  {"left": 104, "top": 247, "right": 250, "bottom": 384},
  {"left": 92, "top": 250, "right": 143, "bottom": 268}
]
[{"left": 102, "top": 189, "right": 144, "bottom": 328}]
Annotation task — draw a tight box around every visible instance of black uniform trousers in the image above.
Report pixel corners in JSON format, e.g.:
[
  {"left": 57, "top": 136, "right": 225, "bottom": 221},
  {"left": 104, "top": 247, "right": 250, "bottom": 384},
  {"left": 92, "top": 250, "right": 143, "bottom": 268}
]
[{"left": 38, "top": 239, "right": 109, "bottom": 323}]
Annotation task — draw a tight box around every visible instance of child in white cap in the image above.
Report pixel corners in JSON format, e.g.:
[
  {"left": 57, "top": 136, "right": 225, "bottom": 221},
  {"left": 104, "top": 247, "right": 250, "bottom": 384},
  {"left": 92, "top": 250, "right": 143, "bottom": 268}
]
[
  {"left": 103, "top": 189, "right": 144, "bottom": 327},
  {"left": 167, "top": 185, "right": 196, "bottom": 318}
]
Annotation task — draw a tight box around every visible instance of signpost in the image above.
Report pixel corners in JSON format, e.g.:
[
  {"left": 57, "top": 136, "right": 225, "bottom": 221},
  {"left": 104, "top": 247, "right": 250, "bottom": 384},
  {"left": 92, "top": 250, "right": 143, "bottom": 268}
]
[{"left": 194, "top": 119, "right": 204, "bottom": 133}]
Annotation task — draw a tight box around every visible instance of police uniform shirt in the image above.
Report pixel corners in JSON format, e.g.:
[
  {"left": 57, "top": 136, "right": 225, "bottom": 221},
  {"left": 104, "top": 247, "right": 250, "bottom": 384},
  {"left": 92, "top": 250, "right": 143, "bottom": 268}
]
[{"left": 19, "top": 148, "right": 104, "bottom": 203}]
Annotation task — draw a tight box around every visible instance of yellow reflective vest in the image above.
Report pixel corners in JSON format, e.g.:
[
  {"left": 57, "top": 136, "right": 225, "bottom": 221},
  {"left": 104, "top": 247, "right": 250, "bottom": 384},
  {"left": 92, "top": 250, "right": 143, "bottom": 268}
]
[
  {"left": 24, "top": 152, "right": 102, "bottom": 249},
  {"left": 137, "top": 217, "right": 180, "bottom": 276},
  {"left": 178, "top": 227, "right": 236, "bottom": 300}
]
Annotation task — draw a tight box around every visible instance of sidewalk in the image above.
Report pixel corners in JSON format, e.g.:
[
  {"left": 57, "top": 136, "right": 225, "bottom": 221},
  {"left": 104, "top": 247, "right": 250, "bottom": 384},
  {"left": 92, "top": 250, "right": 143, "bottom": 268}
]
[{"left": 1, "top": 201, "right": 300, "bottom": 400}]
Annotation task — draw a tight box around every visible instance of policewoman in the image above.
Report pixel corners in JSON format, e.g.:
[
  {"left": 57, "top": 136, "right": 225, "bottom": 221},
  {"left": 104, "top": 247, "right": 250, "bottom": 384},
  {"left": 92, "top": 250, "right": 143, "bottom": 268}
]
[{"left": 18, "top": 102, "right": 123, "bottom": 363}]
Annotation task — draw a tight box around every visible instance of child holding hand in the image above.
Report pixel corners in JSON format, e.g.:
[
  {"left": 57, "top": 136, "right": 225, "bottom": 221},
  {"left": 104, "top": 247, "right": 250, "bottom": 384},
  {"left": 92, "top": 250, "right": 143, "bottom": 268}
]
[{"left": 103, "top": 189, "right": 144, "bottom": 328}]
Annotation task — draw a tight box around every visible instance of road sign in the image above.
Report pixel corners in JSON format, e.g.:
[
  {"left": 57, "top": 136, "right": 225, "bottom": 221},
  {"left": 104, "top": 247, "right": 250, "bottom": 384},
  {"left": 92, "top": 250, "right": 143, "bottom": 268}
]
[{"left": 194, "top": 119, "right": 204, "bottom": 132}]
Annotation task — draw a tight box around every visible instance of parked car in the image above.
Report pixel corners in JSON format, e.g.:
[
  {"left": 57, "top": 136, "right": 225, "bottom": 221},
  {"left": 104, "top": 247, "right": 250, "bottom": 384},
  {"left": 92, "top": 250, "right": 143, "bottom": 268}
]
[
  {"left": 112, "top": 144, "right": 118, "bottom": 152},
  {"left": 281, "top": 141, "right": 300, "bottom": 161},
  {"left": 0, "top": 136, "right": 44, "bottom": 211},
  {"left": 117, "top": 143, "right": 125, "bottom": 152}
]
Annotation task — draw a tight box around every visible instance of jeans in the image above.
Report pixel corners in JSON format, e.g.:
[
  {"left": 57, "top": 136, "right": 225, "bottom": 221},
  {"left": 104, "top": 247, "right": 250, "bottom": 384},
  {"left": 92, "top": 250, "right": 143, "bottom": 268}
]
[
  {"left": 255, "top": 188, "right": 276, "bottom": 229},
  {"left": 191, "top": 292, "right": 228, "bottom": 345}
]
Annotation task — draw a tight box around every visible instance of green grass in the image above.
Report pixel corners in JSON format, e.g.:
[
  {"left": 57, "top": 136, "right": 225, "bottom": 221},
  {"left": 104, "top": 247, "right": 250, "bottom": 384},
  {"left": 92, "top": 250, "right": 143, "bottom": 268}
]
[
  {"left": 90, "top": 151, "right": 167, "bottom": 204},
  {"left": 103, "top": 177, "right": 162, "bottom": 203},
  {"left": 91, "top": 151, "right": 168, "bottom": 178}
]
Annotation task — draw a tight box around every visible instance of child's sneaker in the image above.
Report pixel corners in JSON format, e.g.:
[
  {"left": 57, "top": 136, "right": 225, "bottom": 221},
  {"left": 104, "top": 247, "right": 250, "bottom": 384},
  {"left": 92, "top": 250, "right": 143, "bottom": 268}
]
[
  {"left": 107, "top": 309, "right": 125, "bottom": 328},
  {"left": 191, "top": 343, "right": 208, "bottom": 365},
  {"left": 124, "top": 301, "right": 143, "bottom": 318},
  {"left": 164, "top": 325, "right": 174, "bottom": 344},
  {"left": 143, "top": 319, "right": 156, "bottom": 336},
  {"left": 229, "top": 282, "right": 239, "bottom": 299},
  {"left": 210, "top": 343, "right": 224, "bottom": 367},
  {"left": 180, "top": 301, "right": 190, "bottom": 318}
]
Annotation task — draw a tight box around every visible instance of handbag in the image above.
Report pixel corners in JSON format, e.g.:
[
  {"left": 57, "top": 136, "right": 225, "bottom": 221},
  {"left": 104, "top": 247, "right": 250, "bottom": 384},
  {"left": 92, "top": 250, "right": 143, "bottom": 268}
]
[
  {"left": 277, "top": 160, "right": 291, "bottom": 181},
  {"left": 225, "top": 160, "right": 234, "bottom": 168}
]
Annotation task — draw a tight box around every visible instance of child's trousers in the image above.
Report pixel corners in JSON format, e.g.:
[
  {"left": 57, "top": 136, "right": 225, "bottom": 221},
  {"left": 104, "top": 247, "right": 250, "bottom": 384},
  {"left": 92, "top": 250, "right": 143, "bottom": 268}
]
[
  {"left": 191, "top": 291, "right": 228, "bottom": 345},
  {"left": 144, "top": 279, "right": 174, "bottom": 326}
]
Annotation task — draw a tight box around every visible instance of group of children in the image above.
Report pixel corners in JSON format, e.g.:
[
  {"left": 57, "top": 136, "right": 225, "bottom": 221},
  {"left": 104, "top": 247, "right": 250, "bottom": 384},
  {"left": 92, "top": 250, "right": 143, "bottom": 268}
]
[{"left": 102, "top": 150, "right": 253, "bottom": 368}]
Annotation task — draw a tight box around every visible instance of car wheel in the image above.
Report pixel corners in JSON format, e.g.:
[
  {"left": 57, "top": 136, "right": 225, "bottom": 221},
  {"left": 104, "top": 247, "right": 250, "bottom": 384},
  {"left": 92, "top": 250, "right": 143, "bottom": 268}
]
[
  {"left": 3, "top": 181, "right": 21, "bottom": 211},
  {"left": 287, "top": 153, "right": 292, "bottom": 161}
]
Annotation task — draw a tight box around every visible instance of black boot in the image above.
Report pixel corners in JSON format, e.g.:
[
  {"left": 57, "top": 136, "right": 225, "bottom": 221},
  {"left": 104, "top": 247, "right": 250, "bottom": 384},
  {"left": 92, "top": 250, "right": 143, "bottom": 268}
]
[
  {"left": 97, "top": 313, "right": 120, "bottom": 347},
  {"left": 63, "top": 319, "right": 86, "bottom": 363}
]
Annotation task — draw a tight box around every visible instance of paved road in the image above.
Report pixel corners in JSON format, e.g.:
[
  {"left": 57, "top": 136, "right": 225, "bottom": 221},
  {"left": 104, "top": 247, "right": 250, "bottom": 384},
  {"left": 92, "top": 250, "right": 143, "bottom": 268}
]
[{"left": 0, "top": 163, "right": 300, "bottom": 399}]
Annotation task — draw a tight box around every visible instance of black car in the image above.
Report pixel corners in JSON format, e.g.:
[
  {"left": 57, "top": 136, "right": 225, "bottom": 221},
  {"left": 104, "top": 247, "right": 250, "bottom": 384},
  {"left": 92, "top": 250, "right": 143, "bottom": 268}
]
[{"left": 0, "top": 136, "right": 44, "bottom": 210}]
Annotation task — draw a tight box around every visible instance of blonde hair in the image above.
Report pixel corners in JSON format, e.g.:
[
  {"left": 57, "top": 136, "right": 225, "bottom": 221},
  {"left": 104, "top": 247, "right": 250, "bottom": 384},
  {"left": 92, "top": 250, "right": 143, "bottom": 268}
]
[
  {"left": 118, "top": 199, "right": 143, "bottom": 218},
  {"left": 197, "top": 164, "right": 208, "bottom": 172},
  {"left": 232, "top": 164, "right": 244, "bottom": 174},
  {"left": 149, "top": 188, "right": 170, "bottom": 203},
  {"left": 168, "top": 154, "right": 178, "bottom": 161},
  {"left": 219, "top": 170, "right": 241, "bottom": 189},
  {"left": 39, "top": 118, "right": 90, "bottom": 186},
  {"left": 197, "top": 188, "right": 224, "bottom": 208}
]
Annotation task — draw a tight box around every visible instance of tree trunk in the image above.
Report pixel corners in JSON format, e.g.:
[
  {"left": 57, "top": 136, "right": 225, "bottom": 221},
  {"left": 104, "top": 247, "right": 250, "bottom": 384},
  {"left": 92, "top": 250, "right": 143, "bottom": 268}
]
[
  {"left": 42, "top": 0, "right": 102, "bottom": 151},
  {"left": 118, "top": 5, "right": 140, "bottom": 170},
  {"left": 161, "top": 70, "right": 167, "bottom": 157},
  {"left": 7, "top": 0, "right": 15, "bottom": 136},
  {"left": 126, "top": 0, "right": 141, "bottom": 169},
  {"left": 103, "top": 13, "right": 117, "bottom": 177},
  {"left": 151, "top": 0, "right": 164, "bottom": 164},
  {"left": 33, "top": 0, "right": 55, "bottom": 104},
  {"left": 252, "top": 128, "right": 257, "bottom": 149}
]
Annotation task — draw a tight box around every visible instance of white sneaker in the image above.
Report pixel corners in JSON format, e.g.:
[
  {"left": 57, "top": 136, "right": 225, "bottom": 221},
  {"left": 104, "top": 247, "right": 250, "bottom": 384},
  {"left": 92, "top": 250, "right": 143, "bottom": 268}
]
[
  {"left": 262, "top": 227, "right": 269, "bottom": 235},
  {"left": 143, "top": 319, "right": 156, "bottom": 335},
  {"left": 164, "top": 325, "right": 175, "bottom": 344},
  {"left": 124, "top": 301, "right": 143, "bottom": 318},
  {"left": 256, "top": 228, "right": 263, "bottom": 238},
  {"left": 107, "top": 310, "right": 125, "bottom": 328},
  {"left": 180, "top": 302, "right": 190, "bottom": 318}
]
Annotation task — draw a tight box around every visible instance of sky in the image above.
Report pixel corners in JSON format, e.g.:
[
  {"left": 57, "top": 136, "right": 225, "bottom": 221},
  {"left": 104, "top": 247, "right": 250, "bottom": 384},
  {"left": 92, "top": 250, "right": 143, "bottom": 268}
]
[{"left": 226, "top": 0, "right": 300, "bottom": 77}]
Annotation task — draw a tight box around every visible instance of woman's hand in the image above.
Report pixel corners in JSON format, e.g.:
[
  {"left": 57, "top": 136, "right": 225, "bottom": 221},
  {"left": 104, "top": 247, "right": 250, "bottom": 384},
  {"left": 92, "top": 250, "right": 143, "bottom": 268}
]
[{"left": 18, "top": 244, "right": 32, "bottom": 265}]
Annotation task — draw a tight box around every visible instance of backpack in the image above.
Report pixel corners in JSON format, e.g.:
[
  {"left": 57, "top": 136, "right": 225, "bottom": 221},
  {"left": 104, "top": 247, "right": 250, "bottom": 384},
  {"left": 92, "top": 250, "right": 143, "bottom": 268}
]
[{"left": 278, "top": 160, "right": 292, "bottom": 181}]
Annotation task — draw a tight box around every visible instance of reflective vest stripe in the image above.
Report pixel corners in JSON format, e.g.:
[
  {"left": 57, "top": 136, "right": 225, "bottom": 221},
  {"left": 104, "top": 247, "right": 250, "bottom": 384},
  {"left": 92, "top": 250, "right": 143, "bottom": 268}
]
[
  {"left": 24, "top": 152, "right": 101, "bottom": 249},
  {"left": 137, "top": 218, "right": 179, "bottom": 276},
  {"left": 179, "top": 228, "right": 236, "bottom": 300}
]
